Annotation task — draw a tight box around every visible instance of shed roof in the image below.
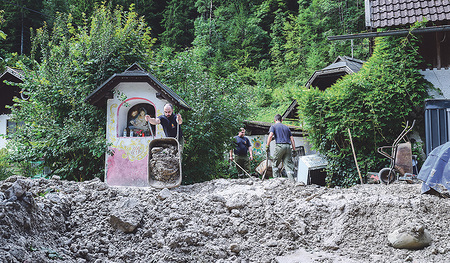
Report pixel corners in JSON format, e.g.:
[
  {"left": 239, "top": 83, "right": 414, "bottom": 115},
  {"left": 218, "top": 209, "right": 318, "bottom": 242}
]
[
  {"left": 305, "top": 56, "right": 365, "bottom": 89},
  {"left": 282, "top": 100, "right": 300, "bottom": 122},
  {"left": 284, "top": 56, "right": 365, "bottom": 122},
  {"left": 0, "top": 67, "right": 24, "bottom": 114},
  {"left": 86, "top": 63, "right": 191, "bottom": 110},
  {"left": 244, "top": 120, "right": 305, "bottom": 137},
  {"left": 366, "top": 0, "right": 450, "bottom": 29},
  {"left": 0, "top": 67, "right": 24, "bottom": 82}
]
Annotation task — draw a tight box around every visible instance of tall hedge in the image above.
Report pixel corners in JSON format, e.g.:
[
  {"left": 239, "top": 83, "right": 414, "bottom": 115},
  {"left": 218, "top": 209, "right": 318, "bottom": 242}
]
[{"left": 297, "top": 28, "right": 432, "bottom": 187}]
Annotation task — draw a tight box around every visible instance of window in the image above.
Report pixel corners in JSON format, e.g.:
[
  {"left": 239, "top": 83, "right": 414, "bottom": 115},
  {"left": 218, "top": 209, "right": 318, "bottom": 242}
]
[{"left": 6, "top": 120, "right": 24, "bottom": 136}]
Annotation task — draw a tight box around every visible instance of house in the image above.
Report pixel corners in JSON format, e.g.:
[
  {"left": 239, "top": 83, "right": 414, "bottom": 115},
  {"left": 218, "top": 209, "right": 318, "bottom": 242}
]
[
  {"left": 305, "top": 56, "right": 365, "bottom": 90},
  {"left": 328, "top": 0, "right": 450, "bottom": 155},
  {"left": 0, "top": 67, "right": 24, "bottom": 149},
  {"left": 282, "top": 56, "right": 365, "bottom": 122},
  {"left": 367, "top": 0, "right": 450, "bottom": 155},
  {"left": 86, "top": 63, "right": 191, "bottom": 187}
]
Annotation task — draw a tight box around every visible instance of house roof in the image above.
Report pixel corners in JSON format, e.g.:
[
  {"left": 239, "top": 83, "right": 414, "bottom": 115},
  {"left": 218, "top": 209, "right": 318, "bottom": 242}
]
[
  {"left": 282, "top": 100, "right": 300, "bottom": 121},
  {"left": 244, "top": 120, "right": 305, "bottom": 136},
  {"left": 86, "top": 63, "right": 192, "bottom": 110},
  {"left": 0, "top": 67, "right": 24, "bottom": 83},
  {"left": 0, "top": 67, "right": 24, "bottom": 115},
  {"left": 305, "top": 56, "right": 365, "bottom": 89},
  {"left": 366, "top": 0, "right": 450, "bottom": 29}
]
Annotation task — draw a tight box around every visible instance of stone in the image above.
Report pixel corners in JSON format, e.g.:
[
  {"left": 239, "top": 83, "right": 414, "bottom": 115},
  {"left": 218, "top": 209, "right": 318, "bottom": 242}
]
[
  {"left": 158, "top": 188, "right": 172, "bottom": 200},
  {"left": 388, "top": 224, "right": 432, "bottom": 250},
  {"left": 109, "top": 197, "right": 143, "bottom": 233}
]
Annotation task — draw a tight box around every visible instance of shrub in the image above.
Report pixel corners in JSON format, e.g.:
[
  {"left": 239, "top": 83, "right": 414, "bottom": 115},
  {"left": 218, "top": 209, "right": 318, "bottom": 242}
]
[{"left": 298, "top": 26, "right": 432, "bottom": 187}]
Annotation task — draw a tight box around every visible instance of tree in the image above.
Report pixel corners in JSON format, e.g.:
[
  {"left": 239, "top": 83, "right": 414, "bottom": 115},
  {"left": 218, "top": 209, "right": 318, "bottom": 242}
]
[
  {"left": 0, "top": 10, "right": 6, "bottom": 40},
  {"left": 192, "top": 0, "right": 270, "bottom": 79},
  {"left": 8, "top": 4, "right": 156, "bottom": 181},
  {"left": 273, "top": 0, "right": 367, "bottom": 84},
  {"left": 159, "top": 0, "right": 197, "bottom": 50},
  {"left": 150, "top": 46, "right": 251, "bottom": 183},
  {"left": 0, "top": 0, "right": 46, "bottom": 55}
]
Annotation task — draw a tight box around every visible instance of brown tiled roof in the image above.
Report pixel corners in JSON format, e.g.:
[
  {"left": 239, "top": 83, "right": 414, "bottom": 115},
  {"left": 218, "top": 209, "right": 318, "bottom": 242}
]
[{"left": 368, "top": 0, "right": 450, "bottom": 29}]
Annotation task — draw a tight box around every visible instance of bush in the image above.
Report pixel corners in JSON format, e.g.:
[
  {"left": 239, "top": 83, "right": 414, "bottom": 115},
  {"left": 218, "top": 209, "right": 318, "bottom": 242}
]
[
  {"left": 0, "top": 148, "right": 13, "bottom": 180},
  {"left": 298, "top": 26, "right": 432, "bottom": 187}
]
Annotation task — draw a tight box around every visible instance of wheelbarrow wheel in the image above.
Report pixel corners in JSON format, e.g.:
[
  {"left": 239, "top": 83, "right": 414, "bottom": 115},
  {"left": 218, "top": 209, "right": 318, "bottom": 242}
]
[{"left": 379, "top": 168, "right": 396, "bottom": 184}]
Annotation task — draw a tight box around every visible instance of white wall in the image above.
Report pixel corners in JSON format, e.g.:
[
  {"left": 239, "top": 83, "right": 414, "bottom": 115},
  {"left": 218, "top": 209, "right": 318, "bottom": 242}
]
[
  {"left": 421, "top": 68, "right": 450, "bottom": 99},
  {"left": 0, "top": 114, "right": 9, "bottom": 149},
  {"left": 246, "top": 134, "right": 315, "bottom": 158}
]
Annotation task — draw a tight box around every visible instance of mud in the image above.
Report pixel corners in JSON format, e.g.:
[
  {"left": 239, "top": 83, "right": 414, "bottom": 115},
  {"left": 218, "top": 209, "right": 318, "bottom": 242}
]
[
  {"left": 149, "top": 144, "right": 180, "bottom": 184},
  {"left": 0, "top": 176, "right": 449, "bottom": 262}
]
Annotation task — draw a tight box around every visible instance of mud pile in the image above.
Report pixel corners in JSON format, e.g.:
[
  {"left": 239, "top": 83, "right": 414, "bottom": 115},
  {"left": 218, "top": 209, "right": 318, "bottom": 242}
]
[
  {"left": 149, "top": 144, "right": 180, "bottom": 184},
  {"left": 1, "top": 176, "right": 449, "bottom": 263}
]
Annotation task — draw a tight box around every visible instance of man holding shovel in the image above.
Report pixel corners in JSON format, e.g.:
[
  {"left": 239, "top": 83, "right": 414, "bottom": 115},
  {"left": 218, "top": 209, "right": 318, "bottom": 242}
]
[
  {"left": 229, "top": 128, "right": 253, "bottom": 176},
  {"left": 145, "top": 103, "right": 183, "bottom": 140},
  {"left": 145, "top": 103, "right": 184, "bottom": 156}
]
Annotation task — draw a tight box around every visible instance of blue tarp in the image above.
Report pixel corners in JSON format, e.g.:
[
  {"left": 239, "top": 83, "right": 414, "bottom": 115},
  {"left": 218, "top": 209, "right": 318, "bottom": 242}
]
[{"left": 418, "top": 141, "right": 450, "bottom": 195}]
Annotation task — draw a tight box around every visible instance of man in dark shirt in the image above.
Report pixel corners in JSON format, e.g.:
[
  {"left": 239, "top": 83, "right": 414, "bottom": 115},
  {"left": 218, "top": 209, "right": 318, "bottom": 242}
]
[
  {"left": 266, "top": 114, "right": 296, "bottom": 181},
  {"left": 145, "top": 103, "right": 183, "bottom": 141},
  {"left": 229, "top": 128, "right": 253, "bottom": 175}
]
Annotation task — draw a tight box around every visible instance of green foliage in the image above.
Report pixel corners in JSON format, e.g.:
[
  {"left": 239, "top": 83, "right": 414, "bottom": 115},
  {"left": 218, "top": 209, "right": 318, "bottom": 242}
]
[
  {"left": 272, "top": 0, "right": 368, "bottom": 84},
  {"left": 0, "top": 1, "right": 437, "bottom": 185},
  {"left": 0, "top": 148, "right": 13, "bottom": 180},
  {"left": 297, "top": 28, "right": 431, "bottom": 187},
  {"left": 8, "top": 4, "right": 155, "bottom": 181},
  {"left": 0, "top": 9, "right": 6, "bottom": 40},
  {"left": 150, "top": 47, "right": 250, "bottom": 183},
  {"left": 160, "top": 0, "right": 197, "bottom": 50},
  {"left": 192, "top": 0, "right": 270, "bottom": 78}
]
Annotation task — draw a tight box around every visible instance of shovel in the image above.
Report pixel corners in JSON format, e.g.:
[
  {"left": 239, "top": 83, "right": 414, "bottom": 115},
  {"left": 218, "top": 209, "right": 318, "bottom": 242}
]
[
  {"left": 231, "top": 158, "right": 252, "bottom": 178},
  {"left": 262, "top": 148, "right": 270, "bottom": 181}
]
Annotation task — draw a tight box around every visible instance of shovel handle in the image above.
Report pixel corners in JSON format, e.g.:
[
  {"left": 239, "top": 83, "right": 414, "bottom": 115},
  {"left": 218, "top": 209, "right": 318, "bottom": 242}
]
[{"left": 148, "top": 121, "right": 155, "bottom": 139}]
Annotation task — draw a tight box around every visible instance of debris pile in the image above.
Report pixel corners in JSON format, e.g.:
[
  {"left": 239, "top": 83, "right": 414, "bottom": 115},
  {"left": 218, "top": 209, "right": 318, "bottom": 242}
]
[
  {"left": 149, "top": 144, "right": 180, "bottom": 184},
  {"left": 0, "top": 176, "right": 450, "bottom": 262}
]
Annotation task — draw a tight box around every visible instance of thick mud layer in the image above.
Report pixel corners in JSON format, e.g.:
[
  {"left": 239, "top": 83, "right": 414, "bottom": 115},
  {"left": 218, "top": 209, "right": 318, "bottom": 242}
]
[{"left": 0, "top": 176, "right": 449, "bottom": 262}]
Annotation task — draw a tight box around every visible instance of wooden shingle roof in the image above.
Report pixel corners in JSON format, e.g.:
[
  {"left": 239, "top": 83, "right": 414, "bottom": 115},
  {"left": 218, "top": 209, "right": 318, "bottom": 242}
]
[
  {"left": 367, "top": 0, "right": 450, "bottom": 29},
  {"left": 305, "top": 56, "right": 365, "bottom": 89},
  {"left": 86, "top": 63, "right": 191, "bottom": 110}
]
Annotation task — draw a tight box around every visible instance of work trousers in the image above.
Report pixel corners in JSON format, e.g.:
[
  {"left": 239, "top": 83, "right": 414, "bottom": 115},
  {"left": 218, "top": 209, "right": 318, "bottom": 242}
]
[
  {"left": 272, "top": 144, "right": 295, "bottom": 181},
  {"left": 235, "top": 155, "right": 250, "bottom": 174}
]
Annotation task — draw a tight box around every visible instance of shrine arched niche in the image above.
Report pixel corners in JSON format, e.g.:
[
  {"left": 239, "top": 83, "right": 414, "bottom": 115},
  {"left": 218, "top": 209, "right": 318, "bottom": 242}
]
[{"left": 125, "top": 103, "right": 156, "bottom": 137}]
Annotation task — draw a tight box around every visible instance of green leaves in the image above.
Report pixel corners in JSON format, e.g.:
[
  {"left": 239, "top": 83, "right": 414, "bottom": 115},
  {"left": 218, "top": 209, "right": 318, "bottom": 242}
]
[
  {"left": 150, "top": 47, "right": 250, "bottom": 183},
  {"left": 297, "top": 29, "right": 431, "bottom": 187},
  {"left": 8, "top": 4, "right": 155, "bottom": 181}
]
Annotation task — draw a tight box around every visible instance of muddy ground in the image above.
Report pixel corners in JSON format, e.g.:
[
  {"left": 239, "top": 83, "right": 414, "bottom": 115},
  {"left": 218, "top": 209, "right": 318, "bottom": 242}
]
[{"left": 0, "top": 175, "right": 449, "bottom": 263}]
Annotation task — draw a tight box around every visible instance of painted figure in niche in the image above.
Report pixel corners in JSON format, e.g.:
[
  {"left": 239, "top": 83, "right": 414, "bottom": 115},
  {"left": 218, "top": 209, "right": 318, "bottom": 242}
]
[{"left": 128, "top": 107, "right": 150, "bottom": 134}]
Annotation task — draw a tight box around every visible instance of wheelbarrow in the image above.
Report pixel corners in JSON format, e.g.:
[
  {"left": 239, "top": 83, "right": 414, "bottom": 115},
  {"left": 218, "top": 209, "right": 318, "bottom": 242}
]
[
  {"left": 377, "top": 120, "right": 417, "bottom": 184},
  {"left": 147, "top": 121, "right": 182, "bottom": 189}
]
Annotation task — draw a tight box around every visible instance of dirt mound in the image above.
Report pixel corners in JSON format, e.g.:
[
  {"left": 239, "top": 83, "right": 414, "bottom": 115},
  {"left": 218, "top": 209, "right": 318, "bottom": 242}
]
[{"left": 0, "top": 176, "right": 449, "bottom": 262}]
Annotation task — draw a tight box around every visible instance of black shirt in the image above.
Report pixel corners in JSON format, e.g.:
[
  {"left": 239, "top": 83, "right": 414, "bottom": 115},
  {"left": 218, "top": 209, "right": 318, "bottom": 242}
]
[{"left": 158, "top": 114, "right": 183, "bottom": 140}]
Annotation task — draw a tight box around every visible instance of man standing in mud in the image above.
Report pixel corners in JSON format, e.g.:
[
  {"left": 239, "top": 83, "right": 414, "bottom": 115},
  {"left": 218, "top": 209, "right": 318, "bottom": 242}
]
[
  {"left": 266, "top": 114, "right": 296, "bottom": 181},
  {"left": 229, "top": 128, "right": 253, "bottom": 175}
]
